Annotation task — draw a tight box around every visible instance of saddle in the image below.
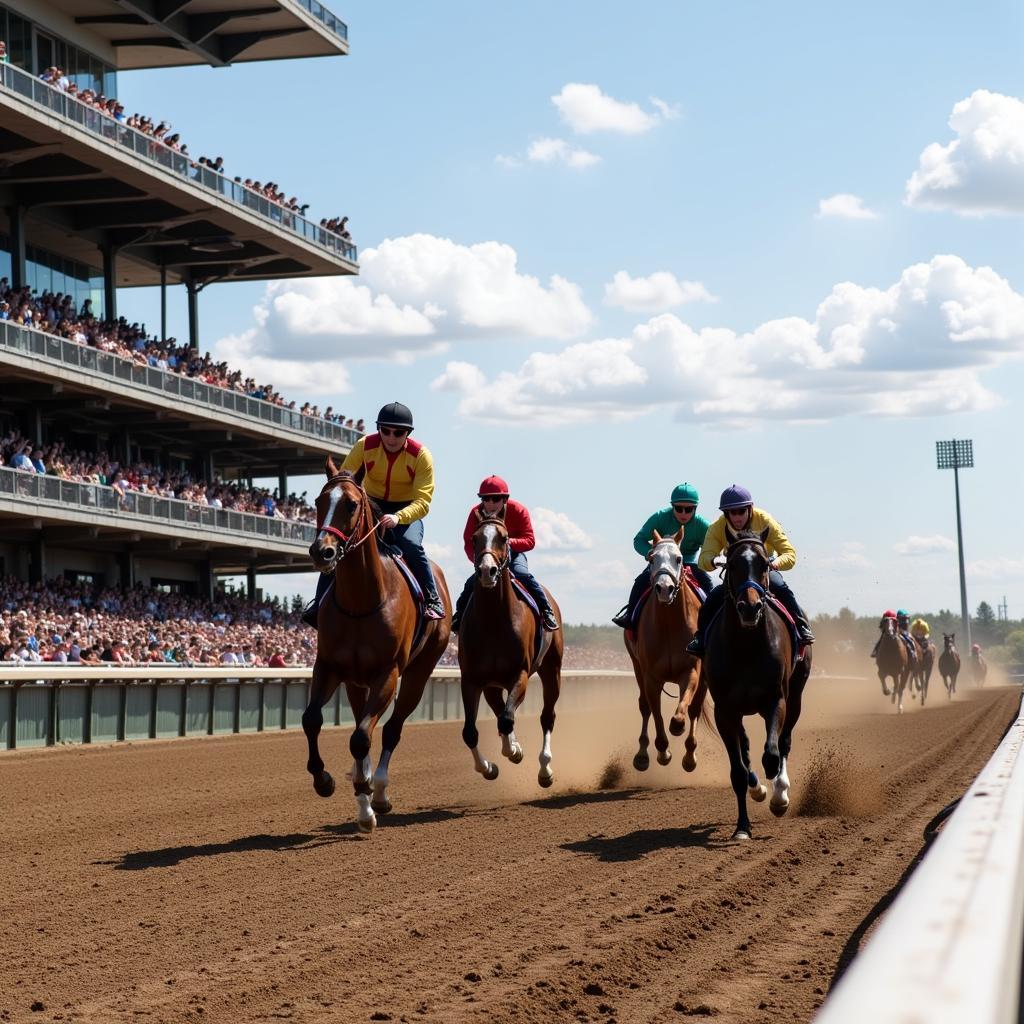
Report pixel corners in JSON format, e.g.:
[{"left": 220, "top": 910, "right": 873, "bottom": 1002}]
[
  {"left": 626, "top": 567, "right": 706, "bottom": 642},
  {"left": 465, "top": 577, "right": 548, "bottom": 666},
  {"left": 705, "top": 592, "right": 806, "bottom": 666}
]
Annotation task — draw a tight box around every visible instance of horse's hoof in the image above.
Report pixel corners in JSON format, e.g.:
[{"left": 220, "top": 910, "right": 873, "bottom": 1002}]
[
  {"left": 633, "top": 752, "right": 650, "bottom": 772},
  {"left": 356, "top": 812, "right": 376, "bottom": 834},
  {"left": 371, "top": 797, "right": 392, "bottom": 815},
  {"left": 313, "top": 772, "right": 335, "bottom": 798},
  {"left": 668, "top": 717, "right": 685, "bottom": 737},
  {"left": 770, "top": 798, "right": 789, "bottom": 817},
  {"left": 656, "top": 749, "right": 672, "bottom": 766},
  {"left": 732, "top": 830, "right": 751, "bottom": 842},
  {"left": 681, "top": 753, "right": 696, "bottom": 773},
  {"left": 749, "top": 783, "right": 768, "bottom": 802},
  {"left": 509, "top": 746, "right": 524, "bottom": 765},
  {"left": 538, "top": 770, "right": 554, "bottom": 789},
  {"left": 482, "top": 763, "right": 499, "bottom": 781}
]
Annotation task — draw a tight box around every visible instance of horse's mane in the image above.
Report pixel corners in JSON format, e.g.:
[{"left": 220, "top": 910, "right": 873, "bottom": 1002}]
[{"left": 473, "top": 511, "right": 507, "bottom": 530}]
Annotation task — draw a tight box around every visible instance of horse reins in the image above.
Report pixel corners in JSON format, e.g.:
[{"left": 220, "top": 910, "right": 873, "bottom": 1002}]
[
  {"left": 315, "top": 481, "right": 383, "bottom": 556},
  {"left": 724, "top": 537, "right": 770, "bottom": 606}
]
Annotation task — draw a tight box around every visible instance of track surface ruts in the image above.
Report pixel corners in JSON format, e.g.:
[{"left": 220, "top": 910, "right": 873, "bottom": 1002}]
[{"left": 0, "top": 679, "right": 1017, "bottom": 1024}]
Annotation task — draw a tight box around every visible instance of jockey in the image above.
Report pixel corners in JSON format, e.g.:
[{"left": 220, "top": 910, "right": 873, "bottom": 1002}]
[
  {"left": 896, "top": 609, "right": 918, "bottom": 659},
  {"left": 611, "top": 482, "right": 712, "bottom": 629},
  {"left": 870, "top": 609, "right": 901, "bottom": 658},
  {"left": 685, "top": 484, "right": 815, "bottom": 656},
  {"left": 451, "top": 475, "right": 559, "bottom": 633},
  {"left": 301, "top": 401, "right": 444, "bottom": 626},
  {"left": 971, "top": 643, "right": 982, "bottom": 656},
  {"left": 910, "top": 616, "right": 931, "bottom": 645}
]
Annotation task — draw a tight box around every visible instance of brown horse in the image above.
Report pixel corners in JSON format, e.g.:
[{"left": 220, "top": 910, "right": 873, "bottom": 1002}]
[
  {"left": 938, "top": 633, "right": 961, "bottom": 699},
  {"left": 914, "top": 636, "right": 935, "bottom": 707},
  {"left": 457, "top": 513, "right": 564, "bottom": 787},
  {"left": 876, "top": 616, "right": 910, "bottom": 713},
  {"left": 624, "top": 528, "right": 707, "bottom": 774},
  {"left": 701, "top": 528, "right": 812, "bottom": 840},
  {"left": 301, "top": 462, "right": 452, "bottom": 833},
  {"left": 970, "top": 649, "right": 988, "bottom": 687}
]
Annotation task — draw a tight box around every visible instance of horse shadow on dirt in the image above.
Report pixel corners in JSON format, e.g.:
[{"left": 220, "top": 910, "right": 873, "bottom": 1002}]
[
  {"left": 523, "top": 787, "right": 652, "bottom": 811},
  {"left": 561, "top": 822, "right": 747, "bottom": 862}
]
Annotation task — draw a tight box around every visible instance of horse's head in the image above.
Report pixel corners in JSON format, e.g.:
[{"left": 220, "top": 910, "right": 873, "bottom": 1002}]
[
  {"left": 881, "top": 616, "right": 897, "bottom": 638},
  {"left": 724, "top": 526, "right": 771, "bottom": 628},
  {"left": 308, "top": 464, "right": 369, "bottom": 572},
  {"left": 472, "top": 512, "right": 509, "bottom": 589},
  {"left": 944, "top": 632, "right": 956, "bottom": 651},
  {"left": 648, "top": 527, "right": 684, "bottom": 604}
]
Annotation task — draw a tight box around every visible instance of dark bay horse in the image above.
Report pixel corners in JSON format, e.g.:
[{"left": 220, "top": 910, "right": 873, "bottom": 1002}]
[
  {"left": 939, "top": 633, "right": 961, "bottom": 699},
  {"left": 458, "top": 513, "right": 564, "bottom": 787},
  {"left": 876, "top": 616, "right": 910, "bottom": 713},
  {"left": 302, "top": 462, "right": 452, "bottom": 833},
  {"left": 914, "top": 636, "right": 935, "bottom": 707},
  {"left": 701, "top": 528, "right": 811, "bottom": 840},
  {"left": 624, "top": 528, "right": 707, "bottom": 774}
]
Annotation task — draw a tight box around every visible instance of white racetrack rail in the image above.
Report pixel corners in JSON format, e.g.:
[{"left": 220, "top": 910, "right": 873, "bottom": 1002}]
[{"left": 816, "top": 692, "right": 1024, "bottom": 1024}]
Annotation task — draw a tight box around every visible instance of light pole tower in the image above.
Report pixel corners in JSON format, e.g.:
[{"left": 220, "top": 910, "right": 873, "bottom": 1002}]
[{"left": 936, "top": 439, "right": 974, "bottom": 653}]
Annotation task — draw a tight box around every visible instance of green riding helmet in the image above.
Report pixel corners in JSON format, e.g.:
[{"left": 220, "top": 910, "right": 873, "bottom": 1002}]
[{"left": 670, "top": 482, "right": 699, "bottom": 505}]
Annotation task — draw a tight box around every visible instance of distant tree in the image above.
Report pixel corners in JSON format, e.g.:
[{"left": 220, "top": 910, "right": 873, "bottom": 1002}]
[
  {"left": 976, "top": 601, "right": 995, "bottom": 628},
  {"left": 1005, "top": 629, "right": 1024, "bottom": 666}
]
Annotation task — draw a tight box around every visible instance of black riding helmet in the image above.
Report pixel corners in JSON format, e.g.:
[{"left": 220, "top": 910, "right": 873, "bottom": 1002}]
[{"left": 376, "top": 401, "right": 414, "bottom": 431}]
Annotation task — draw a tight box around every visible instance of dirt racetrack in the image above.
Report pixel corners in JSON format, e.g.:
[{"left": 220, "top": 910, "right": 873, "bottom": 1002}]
[{"left": 1, "top": 675, "right": 1019, "bottom": 1024}]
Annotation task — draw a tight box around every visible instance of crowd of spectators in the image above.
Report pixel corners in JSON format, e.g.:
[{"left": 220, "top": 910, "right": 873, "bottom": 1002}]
[
  {"left": 0, "top": 430, "right": 318, "bottom": 523},
  {"left": 0, "top": 578, "right": 314, "bottom": 667},
  {"left": 0, "top": 281, "right": 365, "bottom": 432}
]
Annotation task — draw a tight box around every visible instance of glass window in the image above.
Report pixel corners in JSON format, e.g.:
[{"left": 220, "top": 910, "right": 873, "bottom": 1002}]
[
  {"left": 89, "top": 56, "right": 102, "bottom": 94},
  {"left": 103, "top": 68, "right": 117, "bottom": 99},
  {"left": 7, "top": 12, "right": 31, "bottom": 71}
]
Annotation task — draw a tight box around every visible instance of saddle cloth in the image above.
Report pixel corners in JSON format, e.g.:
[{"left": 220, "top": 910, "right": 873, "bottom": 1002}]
[
  {"left": 627, "top": 566, "right": 706, "bottom": 640},
  {"left": 704, "top": 592, "right": 806, "bottom": 666}
]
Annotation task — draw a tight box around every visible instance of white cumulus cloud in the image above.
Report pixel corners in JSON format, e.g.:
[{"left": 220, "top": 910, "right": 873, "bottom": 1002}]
[
  {"left": 893, "top": 535, "right": 956, "bottom": 556},
  {"left": 532, "top": 508, "right": 594, "bottom": 551},
  {"left": 817, "top": 193, "right": 880, "bottom": 220},
  {"left": 552, "top": 83, "right": 665, "bottom": 135},
  {"left": 905, "top": 90, "right": 1024, "bottom": 216},
  {"left": 604, "top": 271, "right": 718, "bottom": 312},
  {"left": 211, "top": 234, "right": 593, "bottom": 393},
  {"left": 527, "top": 137, "right": 601, "bottom": 169},
  {"left": 433, "top": 255, "right": 1024, "bottom": 427}
]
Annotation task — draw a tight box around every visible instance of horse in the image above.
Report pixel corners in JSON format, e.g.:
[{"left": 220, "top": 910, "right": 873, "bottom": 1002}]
[
  {"left": 875, "top": 616, "right": 911, "bottom": 713},
  {"left": 970, "top": 649, "right": 988, "bottom": 687},
  {"left": 457, "top": 513, "right": 564, "bottom": 787},
  {"left": 701, "top": 527, "right": 812, "bottom": 841},
  {"left": 301, "top": 462, "right": 452, "bottom": 833},
  {"left": 938, "top": 633, "right": 961, "bottom": 699},
  {"left": 914, "top": 636, "right": 935, "bottom": 707},
  {"left": 624, "top": 528, "right": 708, "bottom": 775}
]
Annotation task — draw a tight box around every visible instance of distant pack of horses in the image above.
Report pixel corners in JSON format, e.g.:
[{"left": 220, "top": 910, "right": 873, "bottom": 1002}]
[
  {"left": 875, "top": 625, "right": 987, "bottom": 714},
  {"left": 300, "top": 463, "right": 806, "bottom": 841}
]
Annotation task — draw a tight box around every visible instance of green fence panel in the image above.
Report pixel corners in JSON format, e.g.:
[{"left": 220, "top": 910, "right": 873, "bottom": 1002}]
[
  {"left": 91, "top": 686, "right": 121, "bottom": 742},
  {"left": 0, "top": 687, "right": 11, "bottom": 748},
  {"left": 58, "top": 687, "right": 87, "bottom": 744},
  {"left": 285, "top": 682, "right": 307, "bottom": 728},
  {"left": 16, "top": 685, "right": 49, "bottom": 748},
  {"left": 338, "top": 687, "right": 353, "bottom": 725},
  {"left": 445, "top": 679, "right": 462, "bottom": 721},
  {"left": 125, "top": 686, "right": 152, "bottom": 740},
  {"left": 239, "top": 685, "right": 260, "bottom": 732},
  {"left": 156, "top": 685, "right": 183, "bottom": 738},
  {"left": 212, "top": 685, "right": 236, "bottom": 734},
  {"left": 262, "top": 683, "right": 284, "bottom": 730},
  {"left": 186, "top": 685, "right": 211, "bottom": 735}
]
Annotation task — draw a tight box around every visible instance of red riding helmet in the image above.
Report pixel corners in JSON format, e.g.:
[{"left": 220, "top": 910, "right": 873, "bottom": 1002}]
[
  {"left": 971, "top": 643, "right": 981, "bottom": 654},
  {"left": 478, "top": 475, "right": 510, "bottom": 498},
  {"left": 882, "top": 609, "right": 897, "bottom": 619}
]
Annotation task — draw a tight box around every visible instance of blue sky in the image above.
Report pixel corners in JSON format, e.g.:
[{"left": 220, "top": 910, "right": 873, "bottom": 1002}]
[{"left": 116, "top": 1, "right": 1024, "bottom": 622}]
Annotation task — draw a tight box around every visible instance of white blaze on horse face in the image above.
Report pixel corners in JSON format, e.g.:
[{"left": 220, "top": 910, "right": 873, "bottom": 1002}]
[
  {"left": 649, "top": 540, "right": 682, "bottom": 603},
  {"left": 316, "top": 485, "right": 344, "bottom": 547},
  {"left": 477, "top": 521, "right": 503, "bottom": 588}
]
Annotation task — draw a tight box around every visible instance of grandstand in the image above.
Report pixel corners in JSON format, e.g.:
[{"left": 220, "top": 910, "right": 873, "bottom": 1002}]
[{"left": 0, "top": 0, "right": 356, "bottom": 601}]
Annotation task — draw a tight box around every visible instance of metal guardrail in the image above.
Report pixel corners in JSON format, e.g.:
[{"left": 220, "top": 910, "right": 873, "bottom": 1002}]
[
  {"left": 0, "top": 62, "right": 357, "bottom": 263},
  {"left": 0, "top": 668, "right": 633, "bottom": 750},
  {"left": 293, "top": 0, "right": 349, "bottom": 40},
  {"left": 0, "top": 464, "right": 316, "bottom": 546},
  {"left": 0, "top": 319, "right": 359, "bottom": 448},
  {"left": 816, "top": 692, "right": 1024, "bottom": 1024}
]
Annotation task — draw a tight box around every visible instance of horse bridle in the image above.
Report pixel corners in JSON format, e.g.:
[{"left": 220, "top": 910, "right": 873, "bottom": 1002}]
[
  {"left": 649, "top": 540, "right": 681, "bottom": 602},
  {"left": 474, "top": 519, "right": 510, "bottom": 577},
  {"left": 724, "top": 536, "right": 770, "bottom": 609},
  {"left": 315, "top": 479, "right": 381, "bottom": 562}
]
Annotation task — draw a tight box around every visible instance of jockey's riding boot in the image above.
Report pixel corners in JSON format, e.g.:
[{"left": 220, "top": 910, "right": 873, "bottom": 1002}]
[
  {"left": 424, "top": 590, "right": 445, "bottom": 620},
  {"left": 611, "top": 605, "right": 631, "bottom": 629},
  {"left": 686, "top": 632, "right": 705, "bottom": 657},
  {"left": 540, "top": 604, "right": 559, "bottom": 632},
  {"left": 450, "top": 607, "right": 462, "bottom": 633},
  {"left": 301, "top": 599, "right": 318, "bottom": 629},
  {"left": 796, "top": 616, "right": 815, "bottom": 645}
]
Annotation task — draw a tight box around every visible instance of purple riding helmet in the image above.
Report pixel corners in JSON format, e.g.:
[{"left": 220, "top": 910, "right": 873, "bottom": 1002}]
[{"left": 719, "top": 484, "right": 753, "bottom": 511}]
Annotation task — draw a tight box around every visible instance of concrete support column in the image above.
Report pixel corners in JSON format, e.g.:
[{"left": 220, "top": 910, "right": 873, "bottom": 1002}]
[
  {"left": 101, "top": 242, "right": 117, "bottom": 322},
  {"left": 121, "top": 427, "right": 132, "bottom": 465},
  {"left": 8, "top": 205, "right": 26, "bottom": 289},
  {"left": 33, "top": 406, "right": 43, "bottom": 444},
  {"left": 28, "top": 535, "right": 45, "bottom": 584},
  {"left": 117, "top": 551, "right": 135, "bottom": 589},
  {"left": 246, "top": 566, "right": 257, "bottom": 600},
  {"left": 160, "top": 263, "right": 167, "bottom": 342},
  {"left": 186, "top": 280, "right": 199, "bottom": 350},
  {"left": 199, "top": 560, "right": 214, "bottom": 601}
]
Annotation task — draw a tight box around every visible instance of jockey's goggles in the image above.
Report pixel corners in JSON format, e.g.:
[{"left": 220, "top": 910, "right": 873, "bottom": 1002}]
[
  {"left": 379, "top": 426, "right": 410, "bottom": 438},
  {"left": 672, "top": 504, "right": 696, "bottom": 514},
  {"left": 480, "top": 494, "right": 507, "bottom": 503}
]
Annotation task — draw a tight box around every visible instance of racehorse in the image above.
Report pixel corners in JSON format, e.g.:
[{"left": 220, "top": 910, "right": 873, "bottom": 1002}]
[
  {"left": 301, "top": 462, "right": 452, "bottom": 833},
  {"left": 914, "top": 636, "right": 935, "bottom": 707},
  {"left": 970, "top": 649, "right": 988, "bottom": 687},
  {"left": 701, "top": 527, "right": 812, "bottom": 840},
  {"left": 624, "top": 528, "right": 708, "bottom": 775},
  {"left": 457, "top": 513, "right": 564, "bottom": 787},
  {"left": 875, "top": 616, "right": 910, "bottom": 712},
  {"left": 938, "top": 633, "right": 961, "bottom": 699}
]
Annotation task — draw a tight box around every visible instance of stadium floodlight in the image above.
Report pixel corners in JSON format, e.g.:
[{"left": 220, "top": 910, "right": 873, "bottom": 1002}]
[{"left": 935, "top": 439, "right": 974, "bottom": 653}]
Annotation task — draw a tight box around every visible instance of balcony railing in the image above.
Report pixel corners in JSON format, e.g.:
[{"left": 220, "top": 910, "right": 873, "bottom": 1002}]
[
  {"left": 0, "top": 465, "right": 317, "bottom": 547},
  {"left": 293, "top": 0, "right": 349, "bottom": 41},
  {"left": 0, "top": 62, "right": 357, "bottom": 264},
  {"left": 0, "top": 319, "right": 359, "bottom": 448}
]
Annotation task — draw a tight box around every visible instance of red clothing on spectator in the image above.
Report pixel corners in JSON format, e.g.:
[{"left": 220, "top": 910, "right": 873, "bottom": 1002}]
[
  {"left": 268, "top": 653, "right": 286, "bottom": 667},
  {"left": 462, "top": 498, "right": 536, "bottom": 562}
]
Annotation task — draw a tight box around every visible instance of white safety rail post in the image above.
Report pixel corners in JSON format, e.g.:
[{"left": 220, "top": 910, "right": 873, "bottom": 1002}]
[{"left": 816, "top": 694, "right": 1024, "bottom": 1024}]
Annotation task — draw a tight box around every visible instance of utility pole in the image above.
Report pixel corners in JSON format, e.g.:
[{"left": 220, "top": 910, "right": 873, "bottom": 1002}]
[{"left": 936, "top": 439, "right": 974, "bottom": 653}]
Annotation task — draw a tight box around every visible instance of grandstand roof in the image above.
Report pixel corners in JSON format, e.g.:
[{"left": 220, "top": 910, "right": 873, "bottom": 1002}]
[{"left": 37, "top": 1, "right": 348, "bottom": 70}]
